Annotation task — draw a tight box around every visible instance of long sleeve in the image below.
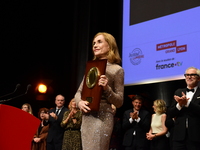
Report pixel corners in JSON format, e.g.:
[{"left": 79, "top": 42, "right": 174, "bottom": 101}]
[{"left": 103, "top": 66, "right": 124, "bottom": 108}]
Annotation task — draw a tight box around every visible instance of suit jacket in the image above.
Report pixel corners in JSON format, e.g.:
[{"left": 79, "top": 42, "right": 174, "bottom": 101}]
[
  {"left": 167, "top": 87, "right": 200, "bottom": 142},
  {"left": 44, "top": 107, "right": 68, "bottom": 143},
  {"left": 122, "top": 108, "right": 151, "bottom": 147}
]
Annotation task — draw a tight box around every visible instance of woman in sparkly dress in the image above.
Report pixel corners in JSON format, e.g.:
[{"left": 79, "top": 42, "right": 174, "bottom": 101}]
[{"left": 75, "top": 32, "right": 124, "bottom": 150}]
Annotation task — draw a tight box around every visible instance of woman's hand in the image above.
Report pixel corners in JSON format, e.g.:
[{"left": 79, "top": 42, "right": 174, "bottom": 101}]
[
  {"left": 78, "top": 100, "right": 91, "bottom": 113},
  {"left": 98, "top": 75, "right": 108, "bottom": 90},
  {"left": 33, "top": 137, "right": 41, "bottom": 143},
  {"left": 68, "top": 109, "right": 75, "bottom": 118},
  {"left": 146, "top": 133, "right": 154, "bottom": 140}
]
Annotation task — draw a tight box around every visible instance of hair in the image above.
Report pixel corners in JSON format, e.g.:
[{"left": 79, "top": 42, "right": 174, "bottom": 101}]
[
  {"left": 55, "top": 94, "right": 65, "bottom": 101},
  {"left": 185, "top": 66, "right": 200, "bottom": 76},
  {"left": 132, "top": 95, "right": 144, "bottom": 103},
  {"left": 153, "top": 99, "right": 167, "bottom": 114},
  {"left": 68, "top": 98, "right": 77, "bottom": 110},
  {"left": 38, "top": 107, "right": 49, "bottom": 119},
  {"left": 21, "top": 103, "right": 33, "bottom": 115},
  {"left": 92, "top": 32, "right": 121, "bottom": 64}
]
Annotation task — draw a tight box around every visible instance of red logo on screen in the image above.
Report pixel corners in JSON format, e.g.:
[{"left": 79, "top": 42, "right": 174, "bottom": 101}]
[
  {"left": 157, "top": 40, "right": 177, "bottom": 51},
  {"left": 176, "top": 45, "right": 187, "bottom": 53},
  {"left": 156, "top": 40, "right": 187, "bottom": 54}
]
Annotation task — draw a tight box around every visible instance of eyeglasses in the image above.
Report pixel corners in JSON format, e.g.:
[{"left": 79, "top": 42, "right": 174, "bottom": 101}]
[{"left": 184, "top": 74, "right": 199, "bottom": 77}]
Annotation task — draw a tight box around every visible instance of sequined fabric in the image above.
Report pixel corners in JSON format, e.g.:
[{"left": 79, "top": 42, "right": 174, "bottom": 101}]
[{"left": 75, "top": 63, "right": 124, "bottom": 150}]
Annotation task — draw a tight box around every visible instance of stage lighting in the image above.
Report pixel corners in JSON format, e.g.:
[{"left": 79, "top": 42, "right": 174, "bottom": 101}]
[{"left": 38, "top": 84, "right": 47, "bottom": 93}]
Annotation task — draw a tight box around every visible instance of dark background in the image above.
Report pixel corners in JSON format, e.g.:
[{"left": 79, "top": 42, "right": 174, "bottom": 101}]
[
  {"left": 1, "top": 0, "right": 193, "bottom": 119},
  {"left": 1, "top": 0, "right": 124, "bottom": 116}
]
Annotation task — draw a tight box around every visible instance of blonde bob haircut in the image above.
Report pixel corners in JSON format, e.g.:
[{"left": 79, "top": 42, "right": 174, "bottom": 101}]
[
  {"left": 92, "top": 32, "right": 121, "bottom": 64},
  {"left": 153, "top": 99, "right": 167, "bottom": 114}
]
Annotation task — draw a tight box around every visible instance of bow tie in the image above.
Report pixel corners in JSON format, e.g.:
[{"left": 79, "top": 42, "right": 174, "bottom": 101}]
[{"left": 186, "top": 88, "right": 194, "bottom": 93}]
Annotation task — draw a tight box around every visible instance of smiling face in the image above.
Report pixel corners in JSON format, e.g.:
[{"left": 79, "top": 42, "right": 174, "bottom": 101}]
[
  {"left": 92, "top": 34, "right": 110, "bottom": 59},
  {"left": 55, "top": 95, "right": 65, "bottom": 108},
  {"left": 69, "top": 99, "right": 76, "bottom": 110},
  {"left": 185, "top": 68, "right": 200, "bottom": 88},
  {"left": 132, "top": 99, "right": 142, "bottom": 111}
]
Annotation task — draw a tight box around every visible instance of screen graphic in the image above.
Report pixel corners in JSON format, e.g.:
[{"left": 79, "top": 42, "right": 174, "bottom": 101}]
[{"left": 122, "top": 0, "right": 200, "bottom": 86}]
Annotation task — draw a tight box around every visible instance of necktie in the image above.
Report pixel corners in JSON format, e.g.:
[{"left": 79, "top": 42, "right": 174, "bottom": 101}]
[
  {"left": 186, "top": 88, "right": 194, "bottom": 92},
  {"left": 55, "top": 109, "right": 60, "bottom": 116}
]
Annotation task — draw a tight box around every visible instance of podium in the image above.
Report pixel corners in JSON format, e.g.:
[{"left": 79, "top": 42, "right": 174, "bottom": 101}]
[{"left": 0, "top": 104, "right": 40, "bottom": 150}]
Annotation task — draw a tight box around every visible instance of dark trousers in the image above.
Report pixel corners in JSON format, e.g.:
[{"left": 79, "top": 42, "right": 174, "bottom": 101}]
[
  {"left": 150, "top": 135, "right": 170, "bottom": 150},
  {"left": 172, "top": 131, "right": 200, "bottom": 150},
  {"left": 47, "top": 139, "right": 62, "bottom": 150},
  {"left": 124, "top": 135, "right": 150, "bottom": 150}
]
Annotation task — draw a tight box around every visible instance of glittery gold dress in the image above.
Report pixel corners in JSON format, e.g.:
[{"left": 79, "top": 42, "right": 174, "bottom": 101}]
[{"left": 75, "top": 63, "right": 124, "bottom": 150}]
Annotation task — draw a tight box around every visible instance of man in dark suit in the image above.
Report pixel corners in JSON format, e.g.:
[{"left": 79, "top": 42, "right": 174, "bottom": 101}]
[
  {"left": 167, "top": 66, "right": 200, "bottom": 150},
  {"left": 43, "top": 94, "right": 68, "bottom": 150},
  {"left": 122, "top": 95, "right": 151, "bottom": 150}
]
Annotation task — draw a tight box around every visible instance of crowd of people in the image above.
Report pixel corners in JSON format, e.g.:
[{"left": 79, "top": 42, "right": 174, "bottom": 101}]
[
  {"left": 20, "top": 32, "right": 200, "bottom": 150},
  {"left": 121, "top": 66, "right": 200, "bottom": 150}
]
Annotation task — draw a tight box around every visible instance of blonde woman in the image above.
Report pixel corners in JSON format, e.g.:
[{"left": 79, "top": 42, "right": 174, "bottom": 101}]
[
  {"left": 21, "top": 103, "right": 33, "bottom": 115},
  {"left": 146, "top": 99, "right": 170, "bottom": 150},
  {"left": 61, "top": 98, "right": 82, "bottom": 150}
]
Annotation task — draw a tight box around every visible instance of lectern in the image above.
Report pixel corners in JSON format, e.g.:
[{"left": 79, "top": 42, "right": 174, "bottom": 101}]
[{"left": 0, "top": 104, "right": 40, "bottom": 150}]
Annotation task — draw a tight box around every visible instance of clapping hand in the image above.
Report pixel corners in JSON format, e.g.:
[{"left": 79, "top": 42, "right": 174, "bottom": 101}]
[
  {"left": 174, "top": 92, "right": 189, "bottom": 107},
  {"left": 130, "top": 111, "right": 138, "bottom": 119}
]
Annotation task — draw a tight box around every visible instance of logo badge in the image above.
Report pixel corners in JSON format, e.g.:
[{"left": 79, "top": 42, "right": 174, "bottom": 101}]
[{"left": 129, "top": 48, "right": 144, "bottom": 65}]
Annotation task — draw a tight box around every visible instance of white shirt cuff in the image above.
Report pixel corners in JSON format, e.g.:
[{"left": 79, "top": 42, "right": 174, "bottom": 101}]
[
  {"left": 135, "top": 117, "right": 140, "bottom": 122},
  {"left": 129, "top": 117, "right": 133, "bottom": 123},
  {"left": 176, "top": 103, "right": 182, "bottom": 110}
]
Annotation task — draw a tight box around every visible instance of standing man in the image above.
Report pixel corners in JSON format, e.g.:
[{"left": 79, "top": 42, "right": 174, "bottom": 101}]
[
  {"left": 44, "top": 94, "right": 68, "bottom": 150},
  {"left": 167, "top": 66, "right": 200, "bottom": 150},
  {"left": 122, "top": 95, "right": 151, "bottom": 150}
]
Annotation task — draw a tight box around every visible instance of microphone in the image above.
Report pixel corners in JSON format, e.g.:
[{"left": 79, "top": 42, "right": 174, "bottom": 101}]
[
  {"left": 0, "top": 84, "right": 21, "bottom": 99},
  {"left": 0, "top": 84, "right": 31, "bottom": 103},
  {"left": 25, "top": 84, "right": 32, "bottom": 94}
]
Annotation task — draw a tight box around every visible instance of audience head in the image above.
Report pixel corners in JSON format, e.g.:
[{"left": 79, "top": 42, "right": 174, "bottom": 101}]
[
  {"left": 68, "top": 98, "right": 77, "bottom": 110},
  {"left": 21, "top": 103, "right": 33, "bottom": 115},
  {"left": 153, "top": 99, "right": 167, "bottom": 114},
  {"left": 55, "top": 94, "right": 65, "bottom": 108},
  {"left": 38, "top": 107, "right": 49, "bottom": 120},
  {"left": 184, "top": 66, "right": 200, "bottom": 88},
  {"left": 132, "top": 95, "right": 143, "bottom": 111}
]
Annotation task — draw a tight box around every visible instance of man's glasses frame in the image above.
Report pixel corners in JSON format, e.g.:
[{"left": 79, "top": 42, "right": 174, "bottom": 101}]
[{"left": 184, "top": 74, "right": 199, "bottom": 77}]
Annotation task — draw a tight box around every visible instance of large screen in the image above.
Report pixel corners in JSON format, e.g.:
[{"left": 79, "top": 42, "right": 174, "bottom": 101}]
[{"left": 122, "top": 0, "right": 200, "bottom": 86}]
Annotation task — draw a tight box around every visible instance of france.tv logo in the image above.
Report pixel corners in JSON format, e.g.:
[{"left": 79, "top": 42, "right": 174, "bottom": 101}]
[{"left": 156, "top": 61, "right": 183, "bottom": 70}]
